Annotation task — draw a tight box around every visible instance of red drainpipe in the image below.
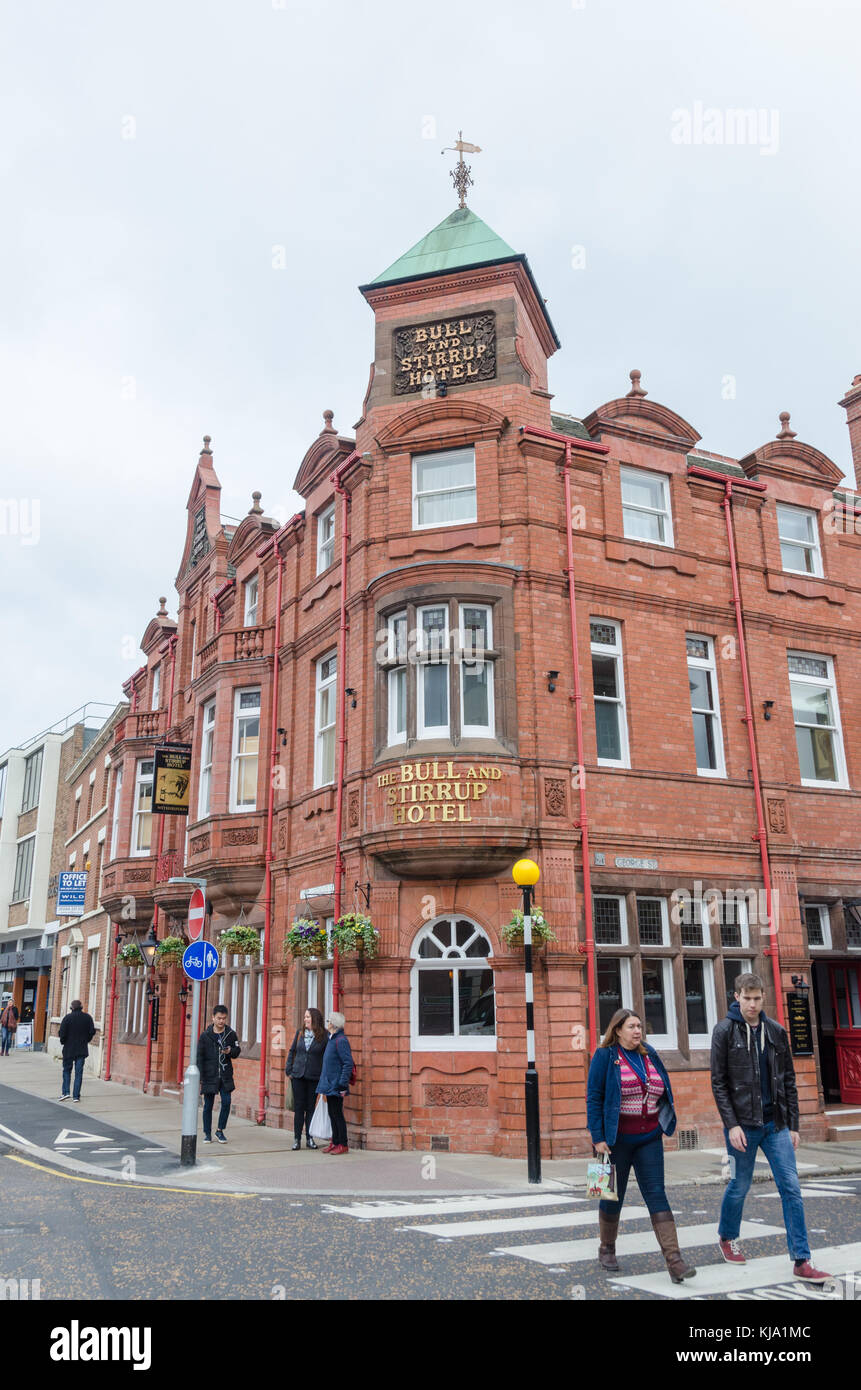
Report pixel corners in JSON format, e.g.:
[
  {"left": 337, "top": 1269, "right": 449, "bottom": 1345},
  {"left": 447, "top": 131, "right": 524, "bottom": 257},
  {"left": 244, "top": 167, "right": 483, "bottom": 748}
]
[
  {"left": 253, "top": 517, "right": 298, "bottom": 1123},
  {"left": 521, "top": 426, "right": 609, "bottom": 1052},
  {"left": 687, "top": 465, "right": 785, "bottom": 1026},
  {"left": 103, "top": 926, "right": 121, "bottom": 1081},
  {"left": 330, "top": 452, "right": 360, "bottom": 1010},
  {"left": 144, "top": 634, "right": 178, "bottom": 1092}
]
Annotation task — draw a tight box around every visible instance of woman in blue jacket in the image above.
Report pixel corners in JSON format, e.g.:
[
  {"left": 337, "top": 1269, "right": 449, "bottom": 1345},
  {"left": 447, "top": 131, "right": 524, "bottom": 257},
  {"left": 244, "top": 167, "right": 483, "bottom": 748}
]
[
  {"left": 316, "top": 1012, "right": 354, "bottom": 1154},
  {"left": 587, "top": 1007, "right": 695, "bottom": 1284}
]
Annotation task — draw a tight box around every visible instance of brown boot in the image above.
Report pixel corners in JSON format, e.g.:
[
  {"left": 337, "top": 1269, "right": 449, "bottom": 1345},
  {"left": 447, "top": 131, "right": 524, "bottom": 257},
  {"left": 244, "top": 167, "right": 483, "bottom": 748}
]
[
  {"left": 651, "top": 1211, "right": 696, "bottom": 1284},
  {"left": 598, "top": 1211, "right": 620, "bottom": 1272}
]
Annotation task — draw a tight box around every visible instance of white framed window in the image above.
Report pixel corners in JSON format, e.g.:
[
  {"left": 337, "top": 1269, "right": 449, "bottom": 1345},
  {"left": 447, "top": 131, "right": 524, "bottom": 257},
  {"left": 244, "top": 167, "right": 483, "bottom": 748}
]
[
  {"left": 244, "top": 573, "right": 259, "bottom": 626},
  {"left": 804, "top": 904, "right": 831, "bottom": 950},
  {"left": 590, "top": 620, "right": 629, "bottom": 767},
  {"left": 620, "top": 466, "right": 674, "bottom": 547},
  {"left": 189, "top": 621, "right": 196, "bottom": 682},
  {"left": 410, "top": 917, "right": 495, "bottom": 1051},
  {"left": 777, "top": 504, "right": 823, "bottom": 577},
  {"left": 317, "top": 504, "right": 335, "bottom": 574},
  {"left": 683, "top": 957, "right": 717, "bottom": 1049},
  {"left": 12, "top": 836, "right": 36, "bottom": 902},
  {"left": 686, "top": 635, "right": 725, "bottom": 776},
  {"left": 109, "top": 765, "right": 123, "bottom": 861},
  {"left": 387, "top": 612, "right": 408, "bottom": 746},
  {"left": 412, "top": 446, "right": 476, "bottom": 530},
  {"left": 597, "top": 956, "right": 633, "bottom": 1034},
  {"left": 231, "top": 688, "right": 260, "bottom": 811},
  {"left": 703, "top": 893, "right": 750, "bottom": 950},
  {"left": 593, "top": 895, "right": 629, "bottom": 945},
  {"left": 417, "top": 605, "right": 450, "bottom": 739},
  {"left": 636, "top": 897, "right": 670, "bottom": 947},
  {"left": 314, "top": 653, "right": 337, "bottom": 787},
  {"left": 132, "top": 760, "right": 154, "bottom": 856},
  {"left": 21, "top": 747, "right": 43, "bottom": 813},
  {"left": 0, "top": 762, "right": 6, "bottom": 817},
  {"left": 675, "top": 892, "right": 708, "bottom": 947},
  {"left": 151, "top": 665, "right": 161, "bottom": 711},
  {"left": 722, "top": 957, "right": 755, "bottom": 1009},
  {"left": 88, "top": 946, "right": 100, "bottom": 1016},
  {"left": 788, "top": 652, "right": 847, "bottom": 788},
  {"left": 641, "top": 957, "right": 677, "bottom": 1049},
  {"left": 198, "top": 699, "right": 216, "bottom": 818},
  {"left": 459, "top": 604, "right": 495, "bottom": 737}
]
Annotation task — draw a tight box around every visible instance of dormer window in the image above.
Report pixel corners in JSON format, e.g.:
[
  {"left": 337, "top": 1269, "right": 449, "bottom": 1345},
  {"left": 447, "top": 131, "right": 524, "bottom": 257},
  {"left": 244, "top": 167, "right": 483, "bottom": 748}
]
[
  {"left": 244, "top": 573, "right": 259, "bottom": 626},
  {"left": 317, "top": 504, "right": 335, "bottom": 574},
  {"left": 412, "top": 446, "right": 476, "bottom": 529},
  {"left": 777, "top": 504, "right": 823, "bottom": 576}
]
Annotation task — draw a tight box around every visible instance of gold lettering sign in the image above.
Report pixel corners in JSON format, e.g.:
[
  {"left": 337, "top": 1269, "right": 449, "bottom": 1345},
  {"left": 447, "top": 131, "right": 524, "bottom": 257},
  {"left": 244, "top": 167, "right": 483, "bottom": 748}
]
[
  {"left": 393, "top": 313, "right": 496, "bottom": 395},
  {"left": 377, "top": 761, "right": 502, "bottom": 824}
]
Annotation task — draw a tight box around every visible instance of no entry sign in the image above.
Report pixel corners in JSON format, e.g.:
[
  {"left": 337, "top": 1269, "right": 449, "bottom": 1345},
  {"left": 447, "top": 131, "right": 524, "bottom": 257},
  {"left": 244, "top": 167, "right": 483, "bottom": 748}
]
[{"left": 187, "top": 888, "right": 207, "bottom": 941}]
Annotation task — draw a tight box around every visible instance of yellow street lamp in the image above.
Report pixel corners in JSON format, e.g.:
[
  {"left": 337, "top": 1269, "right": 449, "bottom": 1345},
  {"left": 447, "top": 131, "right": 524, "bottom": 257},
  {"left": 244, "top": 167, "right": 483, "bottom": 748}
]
[{"left": 512, "top": 856, "right": 541, "bottom": 1183}]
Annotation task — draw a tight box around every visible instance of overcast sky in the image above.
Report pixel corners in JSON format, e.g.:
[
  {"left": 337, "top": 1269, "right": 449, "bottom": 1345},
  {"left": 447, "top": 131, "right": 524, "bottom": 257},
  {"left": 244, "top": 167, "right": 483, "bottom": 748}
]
[{"left": 2, "top": 0, "right": 859, "bottom": 754}]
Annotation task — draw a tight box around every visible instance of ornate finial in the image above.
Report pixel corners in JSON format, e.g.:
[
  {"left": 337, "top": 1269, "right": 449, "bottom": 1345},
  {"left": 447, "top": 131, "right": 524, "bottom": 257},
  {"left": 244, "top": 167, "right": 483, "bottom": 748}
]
[
  {"left": 249, "top": 491, "right": 263, "bottom": 515},
  {"left": 777, "top": 411, "right": 797, "bottom": 440},
  {"left": 321, "top": 409, "right": 336, "bottom": 433},
  {"left": 627, "top": 369, "right": 647, "bottom": 398},
  {"left": 441, "top": 130, "right": 482, "bottom": 209},
  {"left": 201, "top": 435, "right": 212, "bottom": 455},
  {"left": 157, "top": 596, "right": 168, "bottom": 617}
]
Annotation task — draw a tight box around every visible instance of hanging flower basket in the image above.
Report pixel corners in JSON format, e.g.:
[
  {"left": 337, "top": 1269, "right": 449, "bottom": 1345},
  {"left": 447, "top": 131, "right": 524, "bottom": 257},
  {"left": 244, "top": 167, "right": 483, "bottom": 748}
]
[
  {"left": 119, "top": 941, "right": 143, "bottom": 967},
  {"left": 216, "top": 925, "right": 262, "bottom": 959},
  {"left": 501, "top": 907, "right": 556, "bottom": 950},
  {"left": 284, "top": 918, "right": 329, "bottom": 961},
  {"left": 332, "top": 912, "right": 379, "bottom": 960},
  {"left": 155, "top": 935, "right": 186, "bottom": 968}
]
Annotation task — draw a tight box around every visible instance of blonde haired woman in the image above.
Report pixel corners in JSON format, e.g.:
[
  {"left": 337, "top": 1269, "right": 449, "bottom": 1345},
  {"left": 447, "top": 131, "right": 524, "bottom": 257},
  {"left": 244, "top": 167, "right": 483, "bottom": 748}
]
[
  {"left": 316, "top": 1011, "right": 354, "bottom": 1155},
  {"left": 586, "top": 1007, "right": 695, "bottom": 1284}
]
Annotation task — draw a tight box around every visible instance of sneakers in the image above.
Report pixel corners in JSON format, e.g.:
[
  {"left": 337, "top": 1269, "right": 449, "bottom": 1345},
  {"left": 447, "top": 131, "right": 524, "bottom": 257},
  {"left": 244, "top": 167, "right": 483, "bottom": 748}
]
[
  {"left": 72, "top": 1097, "right": 81, "bottom": 1103},
  {"left": 58, "top": 1094, "right": 70, "bottom": 1102},
  {"left": 202, "top": 1136, "right": 212, "bottom": 1144},
  {"left": 719, "top": 1238, "right": 746, "bottom": 1264},
  {"left": 793, "top": 1260, "right": 830, "bottom": 1284},
  {"left": 215, "top": 1130, "right": 227, "bottom": 1144}
]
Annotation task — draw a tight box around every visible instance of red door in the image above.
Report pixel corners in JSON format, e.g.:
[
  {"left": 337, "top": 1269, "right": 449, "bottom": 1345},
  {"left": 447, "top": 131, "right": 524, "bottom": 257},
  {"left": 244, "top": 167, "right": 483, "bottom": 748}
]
[{"left": 830, "top": 964, "right": 861, "bottom": 1104}]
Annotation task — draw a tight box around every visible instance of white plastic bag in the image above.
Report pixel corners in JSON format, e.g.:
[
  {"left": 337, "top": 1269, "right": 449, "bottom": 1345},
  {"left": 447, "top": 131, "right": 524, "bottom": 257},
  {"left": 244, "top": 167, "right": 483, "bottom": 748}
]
[{"left": 308, "top": 1095, "right": 332, "bottom": 1141}]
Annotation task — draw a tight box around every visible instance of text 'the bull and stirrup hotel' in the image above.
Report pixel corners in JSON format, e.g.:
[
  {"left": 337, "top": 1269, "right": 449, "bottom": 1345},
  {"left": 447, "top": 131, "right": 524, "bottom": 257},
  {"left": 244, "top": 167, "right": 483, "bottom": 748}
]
[{"left": 78, "top": 191, "right": 861, "bottom": 1154}]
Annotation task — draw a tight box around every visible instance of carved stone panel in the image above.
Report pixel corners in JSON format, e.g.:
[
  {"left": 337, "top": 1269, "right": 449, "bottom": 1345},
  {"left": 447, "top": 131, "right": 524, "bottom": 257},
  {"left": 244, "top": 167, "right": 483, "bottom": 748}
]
[
  {"left": 348, "top": 790, "right": 360, "bottom": 829},
  {"left": 423, "top": 1084, "right": 488, "bottom": 1108},
  {"left": 189, "top": 834, "right": 210, "bottom": 855},
  {"left": 767, "top": 798, "right": 787, "bottom": 834},
  {"left": 393, "top": 312, "right": 496, "bottom": 395},
  {"left": 223, "top": 827, "right": 258, "bottom": 846},
  {"left": 544, "top": 777, "right": 567, "bottom": 817}
]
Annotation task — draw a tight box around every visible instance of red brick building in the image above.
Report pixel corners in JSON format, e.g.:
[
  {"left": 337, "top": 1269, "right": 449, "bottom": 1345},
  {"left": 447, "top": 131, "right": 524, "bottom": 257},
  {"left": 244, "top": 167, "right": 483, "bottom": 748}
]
[{"left": 100, "top": 203, "right": 861, "bottom": 1152}]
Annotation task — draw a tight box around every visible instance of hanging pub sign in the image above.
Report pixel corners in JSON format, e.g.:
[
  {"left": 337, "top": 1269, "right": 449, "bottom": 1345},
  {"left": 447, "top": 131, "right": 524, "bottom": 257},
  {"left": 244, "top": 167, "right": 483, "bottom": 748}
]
[
  {"left": 393, "top": 311, "right": 496, "bottom": 394},
  {"left": 786, "top": 990, "right": 814, "bottom": 1057},
  {"left": 152, "top": 743, "right": 192, "bottom": 816}
]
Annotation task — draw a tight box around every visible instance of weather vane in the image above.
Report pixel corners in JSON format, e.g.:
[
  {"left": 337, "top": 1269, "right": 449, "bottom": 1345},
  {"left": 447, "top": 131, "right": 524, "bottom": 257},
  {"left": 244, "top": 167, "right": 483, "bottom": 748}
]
[{"left": 441, "top": 130, "right": 482, "bottom": 208}]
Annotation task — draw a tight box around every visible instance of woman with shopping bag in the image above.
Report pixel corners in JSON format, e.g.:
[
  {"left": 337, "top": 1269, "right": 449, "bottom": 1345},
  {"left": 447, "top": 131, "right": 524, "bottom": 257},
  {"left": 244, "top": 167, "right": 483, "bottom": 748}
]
[
  {"left": 586, "top": 1008, "right": 695, "bottom": 1284},
  {"left": 286, "top": 1007, "right": 328, "bottom": 1150},
  {"left": 316, "top": 1011, "right": 354, "bottom": 1155}
]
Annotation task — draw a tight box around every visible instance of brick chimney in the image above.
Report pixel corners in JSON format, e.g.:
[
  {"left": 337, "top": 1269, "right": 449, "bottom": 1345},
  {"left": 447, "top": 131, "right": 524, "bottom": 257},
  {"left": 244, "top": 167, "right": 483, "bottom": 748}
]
[{"left": 838, "top": 374, "right": 861, "bottom": 491}]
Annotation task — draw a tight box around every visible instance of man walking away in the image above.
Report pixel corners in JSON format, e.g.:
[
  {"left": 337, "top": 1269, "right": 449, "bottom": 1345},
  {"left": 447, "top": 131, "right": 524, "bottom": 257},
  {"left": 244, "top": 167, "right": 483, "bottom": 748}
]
[
  {"left": 58, "top": 1000, "right": 96, "bottom": 1102},
  {"left": 711, "top": 971, "right": 830, "bottom": 1284},
  {"left": 1, "top": 998, "right": 19, "bottom": 1056},
  {"left": 197, "top": 1005, "right": 241, "bottom": 1144}
]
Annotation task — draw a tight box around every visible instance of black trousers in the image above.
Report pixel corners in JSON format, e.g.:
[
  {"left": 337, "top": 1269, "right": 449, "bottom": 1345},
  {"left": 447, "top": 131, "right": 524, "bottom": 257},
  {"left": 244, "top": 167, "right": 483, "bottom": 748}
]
[
  {"left": 292, "top": 1077, "right": 318, "bottom": 1140},
  {"left": 327, "top": 1094, "right": 348, "bottom": 1147}
]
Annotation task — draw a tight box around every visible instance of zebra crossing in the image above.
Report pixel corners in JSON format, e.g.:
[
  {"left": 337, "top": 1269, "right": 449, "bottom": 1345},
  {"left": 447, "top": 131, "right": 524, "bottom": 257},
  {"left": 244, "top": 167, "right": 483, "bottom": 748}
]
[{"left": 323, "top": 1178, "right": 861, "bottom": 1299}]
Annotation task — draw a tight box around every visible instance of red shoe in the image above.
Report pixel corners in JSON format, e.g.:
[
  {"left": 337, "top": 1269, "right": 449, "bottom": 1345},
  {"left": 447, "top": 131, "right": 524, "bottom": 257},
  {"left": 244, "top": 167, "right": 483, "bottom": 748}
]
[
  {"left": 793, "top": 1260, "right": 830, "bottom": 1285},
  {"left": 719, "top": 1238, "right": 746, "bottom": 1264},
  {"left": 331, "top": 1145, "right": 348, "bottom": 1155},
  {"left": 322, "top": 1143, "right": 335, "bottom": 1154}
]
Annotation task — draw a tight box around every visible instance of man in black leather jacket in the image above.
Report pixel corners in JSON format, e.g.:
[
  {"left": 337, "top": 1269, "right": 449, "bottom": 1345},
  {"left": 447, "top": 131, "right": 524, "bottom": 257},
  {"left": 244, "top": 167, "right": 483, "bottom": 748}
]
[{"left": 710, "top": 972, "right": 829, "bottom": 1284}]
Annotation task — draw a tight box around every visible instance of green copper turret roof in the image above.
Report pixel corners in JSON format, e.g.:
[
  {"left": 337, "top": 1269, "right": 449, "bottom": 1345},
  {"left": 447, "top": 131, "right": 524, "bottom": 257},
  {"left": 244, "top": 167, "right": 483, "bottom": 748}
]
[{"left": 368, "top": 207, "right": 517, "bottom": 285}]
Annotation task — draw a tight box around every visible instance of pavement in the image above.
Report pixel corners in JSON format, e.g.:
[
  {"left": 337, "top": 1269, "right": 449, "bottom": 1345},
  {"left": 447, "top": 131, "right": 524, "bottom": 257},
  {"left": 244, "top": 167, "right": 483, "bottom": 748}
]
[{"left": 2, "top": 1049, "right": 861, "bottom": 1197}]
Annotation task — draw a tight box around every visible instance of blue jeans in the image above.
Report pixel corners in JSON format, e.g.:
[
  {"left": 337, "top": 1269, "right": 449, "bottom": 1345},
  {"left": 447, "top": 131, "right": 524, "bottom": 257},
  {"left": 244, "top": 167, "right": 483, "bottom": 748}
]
[
  {"left": 62, "top": 1056, "right": 85, "bottom": 1099},
  {"left": 599, "top": 1127, "right": 669, "bottom": 1217},
  {"left": 202, "top": 1087, "right": 231, "bottom": 1137},
  {"left": 719, "top": 1120, "right": 810, "bottom": 1261},
  {"left": 1, "top": 1027, "right": 13, "bottom": 1055}
]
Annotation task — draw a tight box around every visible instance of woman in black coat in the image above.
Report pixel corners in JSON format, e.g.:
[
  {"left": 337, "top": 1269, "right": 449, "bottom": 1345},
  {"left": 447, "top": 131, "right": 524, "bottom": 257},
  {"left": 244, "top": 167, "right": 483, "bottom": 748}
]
[{"left": 286, "top": 1007, "right": 328, "bottom": 1149}]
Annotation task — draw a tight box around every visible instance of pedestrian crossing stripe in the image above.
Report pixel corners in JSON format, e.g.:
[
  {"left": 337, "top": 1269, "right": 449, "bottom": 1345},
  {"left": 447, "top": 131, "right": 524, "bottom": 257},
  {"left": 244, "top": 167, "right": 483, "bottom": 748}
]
[
  {"left": 612, "top": 1243, "right": 861, "bottom": 1299},
  {"left": 323, "top": 1193, "right": 583, "bottom": 1221},
  {"left": 403, "top": 1205, "right": 649, "bottom": 1240},
  {"left": 496, "top": 1219, "right": 783, "bottom": 1268}
]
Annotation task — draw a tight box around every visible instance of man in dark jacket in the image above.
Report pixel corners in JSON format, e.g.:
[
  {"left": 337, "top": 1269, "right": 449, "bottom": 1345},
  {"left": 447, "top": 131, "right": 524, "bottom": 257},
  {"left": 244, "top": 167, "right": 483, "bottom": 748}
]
[
  {"left": 1, "top": 998, "right": 19, "bottom": 1056},
  {"left": 711, "top": 971, "right": 829, "bottom": 1284},
  {"left": 58, "top": 1000, "right": 96, "bottom": 1101},
  {"left": 197, "top": 1005, "right": 240, "bottom": 1144}
]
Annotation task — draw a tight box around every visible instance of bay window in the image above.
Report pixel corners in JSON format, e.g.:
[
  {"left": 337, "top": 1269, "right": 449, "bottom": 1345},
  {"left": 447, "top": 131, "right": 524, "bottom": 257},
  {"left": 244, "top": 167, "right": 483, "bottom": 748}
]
[
  {"left": 132, "top": 760, "right": 153, "bottom": 856},
  {"left": 109, "top": 764, "right": 123, "bottom": 860},
  {"left": 315, "top": 653, "right": 337, "bottom": 787},
  {"left": 788, "top": 652, "right": 847, "bottom": 787},
  {"left": 231, "top": 688, "right": 260, "bottom": 811},
  {"left": 417, "top": 605, "right": 450, "bottom": 738},
  {"left": 244, "top": 574, "right": 259, "bottom": 626},
  {"left": 198, "top": 699, "right": 216, "bottom": 818}
]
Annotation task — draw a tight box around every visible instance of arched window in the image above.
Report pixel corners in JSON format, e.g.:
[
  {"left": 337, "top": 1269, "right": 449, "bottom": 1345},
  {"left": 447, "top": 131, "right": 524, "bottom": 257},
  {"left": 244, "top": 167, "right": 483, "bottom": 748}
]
[{"left": 410, "top": 917, "right": 495, "bottom": 1051}]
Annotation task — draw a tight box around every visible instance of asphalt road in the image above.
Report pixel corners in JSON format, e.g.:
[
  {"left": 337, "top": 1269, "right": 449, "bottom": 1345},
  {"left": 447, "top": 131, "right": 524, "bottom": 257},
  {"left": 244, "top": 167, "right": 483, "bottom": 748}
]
[
  {"left": 2, "top": 1147, "right": 860, "bottom": 1303},
  {"left": 0, "top": 1083, "right": 177, "bottom": 1179}
]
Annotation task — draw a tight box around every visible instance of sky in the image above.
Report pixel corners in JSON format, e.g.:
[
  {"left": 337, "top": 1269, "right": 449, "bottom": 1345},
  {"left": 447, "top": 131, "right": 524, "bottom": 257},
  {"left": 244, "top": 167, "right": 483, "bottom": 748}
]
[{"left": 2, "top": 0, "right": 859, "bottom": 753}]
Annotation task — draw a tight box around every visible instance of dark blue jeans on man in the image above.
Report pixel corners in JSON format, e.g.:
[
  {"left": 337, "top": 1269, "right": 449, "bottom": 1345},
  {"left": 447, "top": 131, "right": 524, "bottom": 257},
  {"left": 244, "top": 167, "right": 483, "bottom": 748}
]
[
  {"left": 62, "top": 1056, "right": 85, "bottom": 1100},
  {"left": 599, "top": 1127, "right": 669, "bottom": 1217},
  {"left": 202, "top": 1087, "right": 231, "bottom": 1138},
  {"left": 1, "top": 1027, "right": 14, "bottom": 1056},
  {"left": 719, "top": 1120, "right": 810, "bottom": 1261}
]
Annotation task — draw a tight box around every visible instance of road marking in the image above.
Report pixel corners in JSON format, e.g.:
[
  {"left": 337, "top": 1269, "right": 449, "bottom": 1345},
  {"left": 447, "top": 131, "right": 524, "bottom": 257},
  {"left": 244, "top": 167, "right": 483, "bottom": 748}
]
[
  {"left": 611, "top": 1243, "right": 861, "bottom": 1299},
  {"left": 136, "top": 1148, "right": 166, "bottom": 1154},
  {"left": 0, "top": 1121, "right": 35, "bottom": 1147},
  {"left": 496, "top": 1219, "right": 782, "bottom": 1267},
  {"left": 93, "top": 1148, "right": 123, "bottom": 1154},
  {"left": 404, "top": 1205, "right": 649, "bottom": 1239},
  {"left": 758, "top": 1184, "right": 858, "bottom": 1198},
  {"left": 55, "top": 1128, "right": 112, "bottom": 1146},
  {"left": 324, "top": 1194, "right": 583, "bottom": 1220},
  {"left": 4, "top": 1154, "right": 257, "bottom": 1196}
]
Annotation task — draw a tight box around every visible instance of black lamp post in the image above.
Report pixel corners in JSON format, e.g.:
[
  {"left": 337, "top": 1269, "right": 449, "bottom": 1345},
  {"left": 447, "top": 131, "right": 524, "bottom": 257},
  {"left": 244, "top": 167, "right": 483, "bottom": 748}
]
[{"left": 512, "top": 857, "right": 542, "bottom": 1183}]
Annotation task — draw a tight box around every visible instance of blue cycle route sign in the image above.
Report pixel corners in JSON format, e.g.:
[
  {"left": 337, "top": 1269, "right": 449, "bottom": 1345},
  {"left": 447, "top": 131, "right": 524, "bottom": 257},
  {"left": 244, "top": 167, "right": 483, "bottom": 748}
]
[{"left": 182, "top": 941, "right": 219, "bottom": 982}]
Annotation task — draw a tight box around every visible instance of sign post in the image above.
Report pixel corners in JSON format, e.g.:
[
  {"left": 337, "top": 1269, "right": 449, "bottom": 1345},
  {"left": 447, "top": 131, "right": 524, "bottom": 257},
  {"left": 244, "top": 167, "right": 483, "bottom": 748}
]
[{"left": 179, "top": 887, "right": 218, "bottom": 1167}]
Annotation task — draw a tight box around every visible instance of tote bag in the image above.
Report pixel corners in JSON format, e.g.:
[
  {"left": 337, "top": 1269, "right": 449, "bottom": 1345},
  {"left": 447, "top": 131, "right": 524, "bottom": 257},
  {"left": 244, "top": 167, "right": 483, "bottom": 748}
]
[
  {"left": 308, "top": 1094, "right": 332, "bottom": 1142},
  {"left": 586, "top": 1159, "right": 618, "bottom": 1201}
]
